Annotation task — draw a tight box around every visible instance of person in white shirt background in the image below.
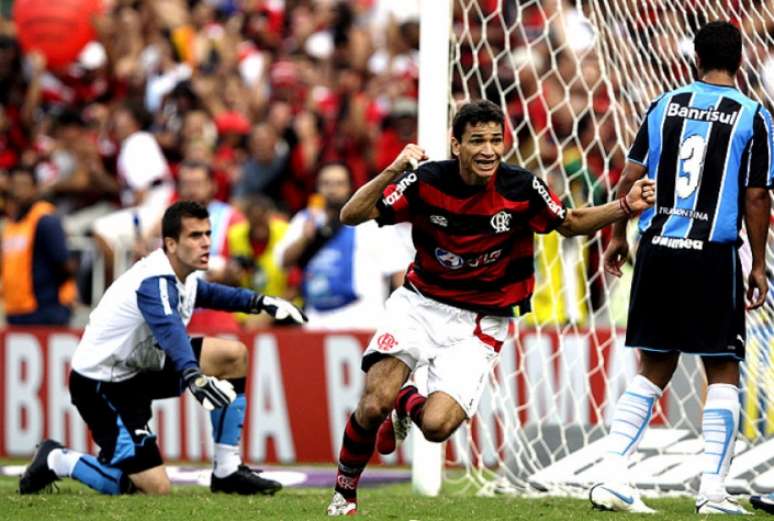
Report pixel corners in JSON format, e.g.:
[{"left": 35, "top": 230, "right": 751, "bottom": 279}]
[
  {"left": 92, "top": 101, "right": 174, "bottom": 279},
  {"left": 275, "top": 162, "right": 413, "bottom": 330}
]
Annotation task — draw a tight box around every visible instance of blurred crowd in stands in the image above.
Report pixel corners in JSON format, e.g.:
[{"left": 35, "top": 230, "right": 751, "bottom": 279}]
[
  {"left": 0, "top": 0, "right": 423, "bottom": 330},
  {"left": 5, "top": 0, "right": 763, "bottom": 330}
]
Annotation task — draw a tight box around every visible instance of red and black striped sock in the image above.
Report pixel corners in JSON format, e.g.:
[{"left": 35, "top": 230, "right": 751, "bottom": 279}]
[
  {"left": 334, "top": 413, "right": 377, "bottom": 502},
  {"left": 396, "top": 385, "right": 427, "bottom": 427}
]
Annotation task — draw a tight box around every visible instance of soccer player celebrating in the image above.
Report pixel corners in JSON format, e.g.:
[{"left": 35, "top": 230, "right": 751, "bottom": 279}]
[
  {"left": 590, "top": 21, "right": 772, "bottom": 515},
  {"left": 19, "top": 201, "right": 306, "bottom": 496},
  {"left": 325, "top": 99, "right": 656, "bottom": 516}
]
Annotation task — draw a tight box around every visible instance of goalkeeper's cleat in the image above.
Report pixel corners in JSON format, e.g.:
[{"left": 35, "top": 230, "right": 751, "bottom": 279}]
[
  {"left": 327, "top": 492, "right": 357, "bottom": 516},
  {"left": 210, "top": 464, "right": 282, "bottom": 495},
  {"left": 375, "top": 410, "right": 411, "bottom": 455},
  {"left": 589, "top": 482, "right": 656, "bottom": 514},
  {"left": 751, "top": 493, "right": 774, "bottom": 514},
  {"left": 19, "top": 439, "right": 63, "bottom": 494},
  {"left": 696, "top": 496, "right": 750, "bottom": 515}
]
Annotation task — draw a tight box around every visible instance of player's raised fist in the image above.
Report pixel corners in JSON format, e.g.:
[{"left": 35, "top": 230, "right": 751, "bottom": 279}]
[
  {"left": 625, "top": 178, "right": 656, "bottom": 212},
  {"left": 388, "top": 144, "right": 428, "bottom": 175}
]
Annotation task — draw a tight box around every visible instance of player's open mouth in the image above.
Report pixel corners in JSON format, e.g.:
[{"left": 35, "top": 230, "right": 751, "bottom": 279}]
[
  {"left": 201, "top": 254, "right": 209, "bottom": 263},
  {"left": 474, "top": 158, "right": 497, "bottom": 174}
]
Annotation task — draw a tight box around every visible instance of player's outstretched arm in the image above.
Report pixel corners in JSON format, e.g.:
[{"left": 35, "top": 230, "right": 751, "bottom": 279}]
[
  {"left": 195, "top": 279, "right": 307, "bottom": 323},
  {"left": 558, "top": 176, "right": 655, "bottom": 238},
  {"left": 340, "top": 144, "right": 427, "bottom": 225},
  {"left": 744, "top": 187, "right": 771, "bottom": 309}
]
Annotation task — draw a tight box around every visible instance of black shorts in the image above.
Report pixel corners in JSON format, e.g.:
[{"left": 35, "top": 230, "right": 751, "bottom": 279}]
[
  {"left": 626, "top": 235, "right": 745, "bottom": 360},
  {"left": 69, "top": 338, "right": 204, "bottom": 474}
]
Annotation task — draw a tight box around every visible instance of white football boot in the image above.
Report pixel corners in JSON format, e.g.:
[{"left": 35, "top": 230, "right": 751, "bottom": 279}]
[
  {"left": 327, "top": 492, "right": 358, "bottom": 516},
  {"left": 696, "top": 495, "right": 750, "bottom": 515},
  {"left": 375, "top": 410, "right": 412, "bottom": 455},
  {"left": 589, "top": 482, "right": 656, "bottom": 514}
]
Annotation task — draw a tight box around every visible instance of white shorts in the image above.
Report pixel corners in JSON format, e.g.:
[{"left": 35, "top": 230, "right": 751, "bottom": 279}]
[{"left": 362, "top": 286, "right": 511, "bottom": 418}]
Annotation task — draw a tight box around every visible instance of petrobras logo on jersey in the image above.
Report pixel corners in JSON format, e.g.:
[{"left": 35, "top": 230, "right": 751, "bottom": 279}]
[
  {"left": 667, "top": 102, "right": 739, "bottom": 126},
  {"left": 435, "top": 247, "right": 465, "bottom": 270},
  {"left": 651, "top": 235, "right": 704, "bottom": 250},
  {"left": 382, "top": 173, "right": 418, "bottom": 206},
  {"left": 531, "top": 177, "right": 566, "bottom": 219},
  {"left": 434, "top": 247, "right": 503, "bottom": 270}
]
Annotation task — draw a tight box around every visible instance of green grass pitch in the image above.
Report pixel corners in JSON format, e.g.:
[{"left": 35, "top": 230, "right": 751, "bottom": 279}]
[{"left": 1, "top": 474, "right": 771, "bottom": 520}]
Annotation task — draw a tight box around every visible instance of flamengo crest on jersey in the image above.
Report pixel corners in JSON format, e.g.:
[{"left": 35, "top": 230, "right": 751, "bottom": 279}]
[{"left": 71, "top": 249, "right": 199, "bottom": 382}]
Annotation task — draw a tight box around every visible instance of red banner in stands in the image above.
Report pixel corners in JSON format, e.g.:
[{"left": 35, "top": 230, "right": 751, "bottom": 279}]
[{"left": 0, "top": 327, "right": 663, "bottom": 463}]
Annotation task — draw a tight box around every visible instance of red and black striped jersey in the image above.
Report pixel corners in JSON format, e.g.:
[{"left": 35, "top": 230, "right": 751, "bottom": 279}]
[{"left": 375, "top": 159, "right": 567, "bottom": 317}]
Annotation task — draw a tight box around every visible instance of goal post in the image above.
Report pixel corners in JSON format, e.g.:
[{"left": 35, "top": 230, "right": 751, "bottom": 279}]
[
  {"left": 412, "top": 0, "right": 774, "bottom": 497},
  {"left": 412, "top": 0, "right": 453, "bottom": 497}
]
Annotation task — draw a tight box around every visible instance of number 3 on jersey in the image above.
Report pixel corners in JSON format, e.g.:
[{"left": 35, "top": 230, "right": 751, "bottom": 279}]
[{"left": 676, "top": 135, "right": 706, "bottom": 198}]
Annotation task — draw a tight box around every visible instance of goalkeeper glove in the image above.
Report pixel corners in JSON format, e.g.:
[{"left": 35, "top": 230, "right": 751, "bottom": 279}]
[
  {"left": 250, "top": 294, "right": 308, "bottom": 324},
  {"left": 182, "top": 367, "right": 236, "bottom": 411}
]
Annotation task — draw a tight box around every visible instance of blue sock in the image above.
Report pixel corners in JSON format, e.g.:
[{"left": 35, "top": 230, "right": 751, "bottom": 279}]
[
  {"left": 211, "top": 393, "right": 246, "bottom": 446},
  {"left": 210, "top": 381, "right": 246, "bottom": 477},
  {"left": 71, "top": 455, "right": 132, "bottom": 495}
]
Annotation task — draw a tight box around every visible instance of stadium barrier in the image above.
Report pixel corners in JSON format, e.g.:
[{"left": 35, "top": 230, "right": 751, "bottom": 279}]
[
  {"left": 8, "top": 326, "right": 774, "bottom": 493},
  {"left": 3, "top": 326, "right": 662, "bottom": 465}
]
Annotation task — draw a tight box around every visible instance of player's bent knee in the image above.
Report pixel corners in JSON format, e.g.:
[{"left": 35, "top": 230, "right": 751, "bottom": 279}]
[
  {"left": 358, "top": 393, "right": 392, "bottom": 425},
  {"left": 201, "top": 338, "right": 248, "bottom": 378},
  {"left": 421, "top": 417, "right": 458, "bottom": 443},
  {"left": 229, "top": 341, "right": 248, "bottom": 374}
]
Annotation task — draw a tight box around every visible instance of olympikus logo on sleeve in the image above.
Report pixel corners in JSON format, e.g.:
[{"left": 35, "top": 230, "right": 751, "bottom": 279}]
[
  {"left": 666, "top": 102, "right": 739, "bottom": 126},
  {"left": 531, "top": 177, "right": 566, "bottom": 219},
  {"left": 382, "top": 173, "right": 418, "bottom": 206}
]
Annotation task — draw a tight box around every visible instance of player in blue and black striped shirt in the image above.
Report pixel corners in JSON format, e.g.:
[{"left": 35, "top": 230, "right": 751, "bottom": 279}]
[{"left": 590, "top": 22, "right": 773, "bottom": 515}]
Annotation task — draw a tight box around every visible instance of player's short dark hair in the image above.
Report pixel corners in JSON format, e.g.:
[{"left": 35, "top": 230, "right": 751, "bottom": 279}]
[
  {"left": 452, "top": 99, "right": 504, "bottom": 141},
  {"left": 694, "top": 21, "right": 742, "bottom": 76},
  {"left": 162, "top": 200, "right": 209, "bottom": 247}
]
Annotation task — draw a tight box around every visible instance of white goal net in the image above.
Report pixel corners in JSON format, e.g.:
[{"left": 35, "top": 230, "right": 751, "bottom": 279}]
[{"left": 442, "top": 0, "right": 774, "bottom": 497}]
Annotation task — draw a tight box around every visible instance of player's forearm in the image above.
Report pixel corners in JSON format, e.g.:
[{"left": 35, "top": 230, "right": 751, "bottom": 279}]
[
  {"left": 340, "top": 167, "right": 401, "bottom": 225},
  {"left": 559, "top": 201, "right": 630, "bottom": 236},
  {"left": 195, "top": 279, "right": 256, "bottom": 311},
  {"left": 745, "top": 187, "right": 772, "bottom": 271}
]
